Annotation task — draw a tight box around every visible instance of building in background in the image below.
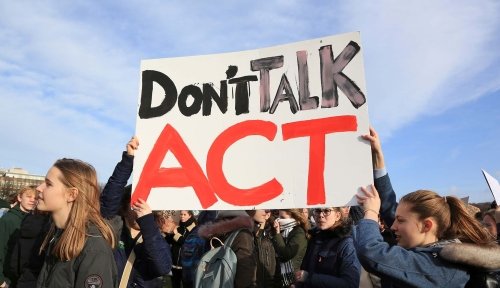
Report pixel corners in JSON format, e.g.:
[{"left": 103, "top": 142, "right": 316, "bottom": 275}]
[{"left": 0, "top": 168, "right": 44, "bottom": 201}]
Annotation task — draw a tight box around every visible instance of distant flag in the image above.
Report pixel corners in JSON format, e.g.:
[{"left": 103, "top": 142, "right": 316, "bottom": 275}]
[{"left": 482, "top": 169, "right": 500, "bottom": 203}]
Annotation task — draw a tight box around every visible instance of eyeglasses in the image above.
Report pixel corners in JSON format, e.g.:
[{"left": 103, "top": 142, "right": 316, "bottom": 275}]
[{"left": 313, "top": 208, "right": 333, "bottom": 216}]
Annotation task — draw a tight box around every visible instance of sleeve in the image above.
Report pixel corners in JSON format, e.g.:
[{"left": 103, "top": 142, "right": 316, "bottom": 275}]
[
  {"left": 273, "top": 227, "right": 306, "bottom": 262},
  {"left": 306, "top": 238, "right": 361, "bottom": 288},
  {"left": 232, "top": 230, "right": 257, "bottom": 288},
  {"left": 100, "top": 152, "right": 134, "bottom": 219},
  {"left": 74, "top": 246, "right": 117, "bottom": 288},
  {"left": 374, "top": 173, "right": 397, "bottom": 228},
  {"left": 353, "top": 219, "right": 464, "bottom": 287},
  {"left": 135, "top": 213, "right": 172, "bottom": 277},
  {"left": 0, "top": 219, "right": 8, "bottom": 284}
]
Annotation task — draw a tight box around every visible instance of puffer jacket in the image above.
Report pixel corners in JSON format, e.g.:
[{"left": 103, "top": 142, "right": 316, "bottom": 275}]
[
  {"left": 299, "top": 226, "right": 360, "bottom": 288},
  {"left": 198, "top": 215, "right": 257, "bottom": 288}
]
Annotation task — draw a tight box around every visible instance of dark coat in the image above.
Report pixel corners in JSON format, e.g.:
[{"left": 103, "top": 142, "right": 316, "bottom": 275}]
[
  {"left": 100, "top": 151, "right": 172, "bottom": 288},
  {"left": 8, "top": 213, "right": 50, "bottom": 288},
  {"left": 166, "top": 216, "right": 196, "bottom": 268},
  {"left": 254, "top": 224, "right": 276, "bottom": 288},
  {"left": 198, "top": 215, "right": 257, "bottom": 288},
  {"left": 0, "top": 204, "right": 28, "bottom": 285},
  {"left": 299, "top": 226, "right": 360, "bottom": 288},
  {"left": 272, "top": 225, "right": 308, "bottom": 287},
  {"left": 36, "top": 224, "right": 118, "bottom": 288}
]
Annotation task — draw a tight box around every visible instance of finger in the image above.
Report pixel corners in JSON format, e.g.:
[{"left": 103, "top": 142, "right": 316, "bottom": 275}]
[
  {"left": 360, "top": 186, "right": 371, "bottom": 197},
  {"left": 370, "top": 184, "right": 379, "bottom": 198}
]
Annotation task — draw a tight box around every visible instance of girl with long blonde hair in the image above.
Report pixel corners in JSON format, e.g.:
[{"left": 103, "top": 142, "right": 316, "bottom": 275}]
[{"left": 36, "top": 158, "right": 117, "bottom": 288}]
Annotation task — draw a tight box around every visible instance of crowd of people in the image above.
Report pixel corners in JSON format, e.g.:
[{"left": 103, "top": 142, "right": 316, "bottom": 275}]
[{"left": 0, "top": 128, "right": 499, "bottom": 288}]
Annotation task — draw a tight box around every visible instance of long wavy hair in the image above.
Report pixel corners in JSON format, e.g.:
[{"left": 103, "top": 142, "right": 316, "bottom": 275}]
[
  {"left": 40, "top": 158, "right": 115, "bottom": 260},
  {"left": 401, "top": 190, "right": 494, "bottom": 245}
]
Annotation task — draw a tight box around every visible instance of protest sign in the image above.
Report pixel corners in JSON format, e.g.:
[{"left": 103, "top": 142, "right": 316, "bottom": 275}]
[
  {"left": 132, "top": 32, "right": 373, "bottom": 210},
  {"left": 482, "top": 169, "right": 500, "bottom": 203}
]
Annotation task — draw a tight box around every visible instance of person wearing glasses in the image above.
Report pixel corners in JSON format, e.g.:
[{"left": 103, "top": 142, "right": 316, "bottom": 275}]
[{"left": 292, "top": 207, "right": 360, "bottom": 288}]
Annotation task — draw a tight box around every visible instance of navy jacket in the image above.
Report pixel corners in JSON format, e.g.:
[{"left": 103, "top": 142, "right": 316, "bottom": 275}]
[
  {"left": 299, "top": 227, "right": 360, "bottom": 288},
  {"left": 100, "top": 152, "right": 172, "bottom": 288}
]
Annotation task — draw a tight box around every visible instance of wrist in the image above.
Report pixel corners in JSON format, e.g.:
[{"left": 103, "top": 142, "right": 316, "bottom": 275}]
[{"left": 363, "top": 208, "right": 379, "bottom": 220}]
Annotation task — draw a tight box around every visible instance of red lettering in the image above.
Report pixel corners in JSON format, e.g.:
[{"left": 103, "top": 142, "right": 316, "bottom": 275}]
[
  {"left": 207, "top": 120, "right": 283, "bottom": 205},
  {"left": 282, "top": 115, "right": 357, "bottom": 205},
  {"left": 131, "top": 124, "right": 217, "bottom": 208}
]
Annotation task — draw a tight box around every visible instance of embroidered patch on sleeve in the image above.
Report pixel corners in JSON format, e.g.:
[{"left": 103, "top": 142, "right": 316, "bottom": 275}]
[{"left": 85, "top": 274, "right": 103, "bottom": 288}]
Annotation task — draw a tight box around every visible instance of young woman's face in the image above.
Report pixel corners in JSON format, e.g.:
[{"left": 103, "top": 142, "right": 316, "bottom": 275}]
[
  {"left": 18, "top": 191, "right": 37, "bottom": 212},
  {"left": 279, "top": 210, "right": 291, "bottom": 219},
  {"left": 180, "top": 210, "right": 191, "bottom": 223},
  {"left": 36, "top": 166, "right": 70, "bottom": 213},
  {"left": 483, "top": 214, "right": 497, "bottom": 237},
  {"left": 253, "top": 209, "right": 267, "bottom": 224},
  {"left": 391, "top": 202, "right": 428, "bottom": 248},
  {"left": 313, "top": 208, "right": 341, "bottom": 230},
  {"left": 301, "top": 208, "right": 309, "bottom": 219}
]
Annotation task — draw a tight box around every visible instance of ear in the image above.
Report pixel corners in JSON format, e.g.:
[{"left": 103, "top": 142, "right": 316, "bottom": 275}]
[
  {"left": 66, "top": 187, "right": 79, "bottom": 203},
  {"left": 422, "top": 218, "right": 434, "bottom": 233},
  {"left": 334, "top": 210, "right": 342, "bottom": 222}
]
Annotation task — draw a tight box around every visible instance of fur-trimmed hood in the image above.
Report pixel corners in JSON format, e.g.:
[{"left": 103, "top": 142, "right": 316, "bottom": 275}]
[
  {"left": 439, "top": 243, "right": 500, "bottom": 270},
  {"left": 197, "top": 215, "right": 254, "bottom": 239}
]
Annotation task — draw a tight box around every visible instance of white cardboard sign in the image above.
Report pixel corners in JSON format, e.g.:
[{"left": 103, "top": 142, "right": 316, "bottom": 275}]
[{"left": 132, "top": 32, "right": 373, "bottom": 210}]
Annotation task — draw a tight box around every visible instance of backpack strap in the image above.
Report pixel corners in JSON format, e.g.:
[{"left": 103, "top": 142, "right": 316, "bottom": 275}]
[
  {"left": 224, "top": 229, "right": 243, "bottom": 248},
  {"left": 119, "top": 233, "right": 143, "bottom": 288}
]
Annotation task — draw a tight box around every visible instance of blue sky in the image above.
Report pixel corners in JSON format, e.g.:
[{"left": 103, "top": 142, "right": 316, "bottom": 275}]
[{"left": 0, "top": 1, "right": 499, "bottom": 203}]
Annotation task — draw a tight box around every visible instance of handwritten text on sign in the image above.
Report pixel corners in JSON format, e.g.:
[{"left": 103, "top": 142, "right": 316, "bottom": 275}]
[{"left": 132, "top": 32, "right": 373, "bottom": 210}]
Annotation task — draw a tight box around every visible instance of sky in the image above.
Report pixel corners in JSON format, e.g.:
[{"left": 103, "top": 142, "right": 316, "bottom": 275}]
[{"left": 0, "top": 1, "right": 499, "bottom": 204}]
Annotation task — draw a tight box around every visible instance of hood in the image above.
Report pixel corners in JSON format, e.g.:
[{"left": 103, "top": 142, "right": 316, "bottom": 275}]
[
  {"left": 439, "top": 243, "right": 500, "bottom": 270},
  {"left": 197, "top": 215, "right": 254, "bottom": 239}
]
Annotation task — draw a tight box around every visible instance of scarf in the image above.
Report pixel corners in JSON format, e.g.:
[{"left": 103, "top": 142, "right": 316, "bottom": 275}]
[{"left": 278, "top": 218, "right": 298, "bottom": 287}]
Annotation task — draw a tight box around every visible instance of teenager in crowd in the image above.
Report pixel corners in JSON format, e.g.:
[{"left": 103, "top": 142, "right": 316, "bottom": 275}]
[
  {"left": 272, "top": 209, "right": 309, "bottom": 288},
  {"left": 251, "top": 209, "right": 276, "bottom": 287},
  {"left": 36, "top": 159, "right": 117, "bottom": 288},
  {"left": 100, "top": 136, "right": 172, "bottom": 288},
  {"left": 0, "top": 186, "right": 37, "bottom": 288},
  {"left": 293, "top": 207, "right": 361, "bottom": 288},
  {"left": 354, "top": 127, "right": 500, "bottom": 287},
  {"left": 165, "top": 210, "right": 196, "bottom": 288}
]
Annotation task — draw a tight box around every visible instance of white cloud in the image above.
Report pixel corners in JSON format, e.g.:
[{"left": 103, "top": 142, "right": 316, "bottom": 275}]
[
  {"left": 0, "top": 0, "right": 499, "bottom": 182},
  {"left": 336, "top": 0, "right": 500, "bottom": 137}
]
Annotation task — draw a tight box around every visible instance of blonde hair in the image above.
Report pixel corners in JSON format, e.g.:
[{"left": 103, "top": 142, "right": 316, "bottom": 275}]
[
  {"left": 40, "top": 159, "right": 115, "bottom": 260},
  {"left": 401, "top": 190, "right": 494, "bottom": 245},
  {"left": 18, "top": 185, "right": 37, "bottom": 197}
]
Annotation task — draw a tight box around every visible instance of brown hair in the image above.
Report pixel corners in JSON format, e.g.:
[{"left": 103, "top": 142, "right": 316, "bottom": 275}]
[
  {"left": 40, "top": 159, "right": 115, "bottom": 260},
  {"left": 400, "top": 190, "right": 494, "bottom": 245},
  {"left": 280, "top": 209, "right": 311, "bottom": 239}
]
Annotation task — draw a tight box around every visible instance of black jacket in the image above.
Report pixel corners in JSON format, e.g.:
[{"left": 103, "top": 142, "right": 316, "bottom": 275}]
[{"left": 36, "top": 224, "right": 118, "bottom": 288}]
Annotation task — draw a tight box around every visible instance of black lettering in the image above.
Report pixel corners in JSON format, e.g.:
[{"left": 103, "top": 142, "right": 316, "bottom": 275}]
[
  {"left": 178, "top": 85, "right": 203, "bottom": 116},
  {"left": 202, "top": 81, "right": 228, "bottom": 116},
  {"left": 228, "top": 75, "right": 258, "bottom": 115},
  {"left": 270, "top": 74, "right": 299, "bottom": 114},
  {"left": 139, "top": 70, "right": 177, "bottom": 119},
  {"left": 250, "top": 56, "right": 284, "bottom": 112}
]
